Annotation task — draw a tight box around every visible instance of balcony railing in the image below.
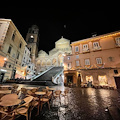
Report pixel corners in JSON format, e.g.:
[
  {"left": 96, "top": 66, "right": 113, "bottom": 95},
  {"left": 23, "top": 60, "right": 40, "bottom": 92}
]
[
  {"left": 82, "top": 48, "right": 90, "bottom": 53},
  {"left": 92, "top": 46, "right": 101, "bottom": 51},
  {"left": 116, "top": 43, "right": 120, "bottom": 47}
]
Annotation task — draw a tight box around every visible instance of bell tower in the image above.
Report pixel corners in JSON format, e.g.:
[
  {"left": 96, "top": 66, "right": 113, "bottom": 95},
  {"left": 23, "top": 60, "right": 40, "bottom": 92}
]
[{"left": 26, "top": 25, "right": 39, "bottom": 63}]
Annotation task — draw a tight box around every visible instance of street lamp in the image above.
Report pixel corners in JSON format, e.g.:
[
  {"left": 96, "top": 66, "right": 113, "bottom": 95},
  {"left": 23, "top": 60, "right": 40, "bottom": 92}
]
[{"left": 3, "top": 57, "right": 7, "bottom": 67}]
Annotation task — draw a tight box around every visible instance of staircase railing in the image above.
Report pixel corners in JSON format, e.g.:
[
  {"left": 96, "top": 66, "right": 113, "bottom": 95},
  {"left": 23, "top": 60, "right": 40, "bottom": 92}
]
[
  {"left": 31, "top": 66, "right": 54, "bottom": 81},
  {"left": 52, "top": 68, "right": 64, "bottom": 84}
]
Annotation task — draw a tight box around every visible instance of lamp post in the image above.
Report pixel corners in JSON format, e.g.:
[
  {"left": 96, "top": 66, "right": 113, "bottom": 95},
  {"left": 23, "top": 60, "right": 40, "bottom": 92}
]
[{"left": 3, "top": 57, "right": 7, "bottom": 67}]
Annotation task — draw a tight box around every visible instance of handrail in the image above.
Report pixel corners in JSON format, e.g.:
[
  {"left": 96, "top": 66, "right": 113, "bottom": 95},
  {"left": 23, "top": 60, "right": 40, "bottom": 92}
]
[
  {"left": 52, "top": 68, "right": 63, "bottom": 84},
  {"left": 31, "top": 66, "right": 54, "bottom": 81}
]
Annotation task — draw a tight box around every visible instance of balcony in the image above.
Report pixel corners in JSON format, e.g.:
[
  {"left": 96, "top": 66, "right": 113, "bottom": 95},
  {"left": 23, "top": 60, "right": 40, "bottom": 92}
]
[
  {"left": 82, "top": 48, "right": 90, "bottom": 53},
  {"left": 92, "top": 46, "right": 101, "bottom": 51}
]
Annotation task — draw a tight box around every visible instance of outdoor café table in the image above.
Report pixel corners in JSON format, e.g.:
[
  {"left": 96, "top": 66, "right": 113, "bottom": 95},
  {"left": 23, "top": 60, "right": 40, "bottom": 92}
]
[
  {"left": 0, "top": 99, "right": 21, "bottom": 113},
  {"left": 0, "top": 90, "right": 11, "bottom": 94},
  {"left": 25, "top": 87, "right": 38, "bottom": 90},
  {"left": 0, "top": 85, "right": 13, "bottom": 89},
  {"left": 48, "top": 88, "right": 55, "bottom": 91},
  {"left": 35, "top": 91, "right": 46, "bottom": 115},
  {"left": 0, "top": 90, "right": 11, "bottom": 98}
]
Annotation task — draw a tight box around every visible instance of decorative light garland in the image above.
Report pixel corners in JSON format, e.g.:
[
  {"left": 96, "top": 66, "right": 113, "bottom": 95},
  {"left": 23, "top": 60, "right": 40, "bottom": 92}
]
[
  {"left": 95, "top": 63, "right": 105, "bottom": 69},
  {"left": 71, "top": 32, "right": 120, "bottom": 46},
  {"left": 84, "top": 65, "right": 93, "bottom": 69}
]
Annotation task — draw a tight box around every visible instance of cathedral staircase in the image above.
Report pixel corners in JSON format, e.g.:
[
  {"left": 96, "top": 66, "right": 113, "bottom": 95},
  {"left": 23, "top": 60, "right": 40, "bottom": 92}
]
[{"left": 31, "top": 66, "right": 64, "bottom": 85}]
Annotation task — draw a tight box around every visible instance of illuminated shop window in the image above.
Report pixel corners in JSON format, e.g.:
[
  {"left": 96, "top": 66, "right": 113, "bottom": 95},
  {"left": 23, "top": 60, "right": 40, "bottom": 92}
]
[
  {"left": 98, "top": 75, "right": 107, "bottom": 85},
  {"left": 86, "top": 76, "right": 93, "bottom": 82}
]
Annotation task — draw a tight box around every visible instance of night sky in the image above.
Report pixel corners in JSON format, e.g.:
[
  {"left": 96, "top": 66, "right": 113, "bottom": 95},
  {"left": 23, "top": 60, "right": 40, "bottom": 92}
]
[{"left": 1, "top": 7, "right": 120, "bottom": 53}]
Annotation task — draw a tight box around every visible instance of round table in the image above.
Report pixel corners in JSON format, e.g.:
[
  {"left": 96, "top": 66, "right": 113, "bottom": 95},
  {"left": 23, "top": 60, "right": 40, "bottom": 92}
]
[
  {"left": 48, "top": 88, "right": 55, "bottom": 91},
  {"left": 0, "top": 99, "right": 21, "bottom": 107},
  {"left": 25, "top": 87, "right": 38, "bottom": 90},
  {"left": 0, "top": 90, "right": 11, "bottom": 94},
  {"left": 0, "top": 99, "right": 21, "bottom": 113},
  {"left": 35, "top": 91, "right": 46, "bottom": 96},
  {"left": 35, "top": 91, "right": 46, "bottom": 115},
  {"left": 0, "top": 85, "right": 13, "bottom": 90}
]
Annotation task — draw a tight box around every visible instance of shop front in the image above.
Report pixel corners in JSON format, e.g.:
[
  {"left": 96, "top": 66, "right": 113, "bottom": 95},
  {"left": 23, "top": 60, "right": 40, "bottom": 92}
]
[{"left": 64, "top": 70, "right": 77, "bottom": 86}]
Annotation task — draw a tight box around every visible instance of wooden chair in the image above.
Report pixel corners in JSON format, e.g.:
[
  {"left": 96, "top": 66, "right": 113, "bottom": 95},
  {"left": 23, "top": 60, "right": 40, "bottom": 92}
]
[
  {"left": 40, "top": 91, "right": 52, "bottom": 111},
  {"left": 42, "top": 88, "right": 48, "bottom": 93},
  {"left": 21, "top": 88, "right": 27, "bottom": 94},
  {"left": 53, "top": 90, "right": 61, "bottom": 106},
  {"left": 31, "top": 88, "right": 38, "bottom": 94},
  {"left": 29, "top": 96, "right": 39, "bottom": 117},
  {"left": 20, "top": 88, "right": 27, "bottom": 99},
  {"left": 46, "top": 86, "right": 49, "bottom": 90},
  {"left": 0, "top": 95, "right": 32, "bottom": 120},
  {"left": 61, "top": 89, "right": 69, "bottom": 98},
  {"left": 12, "top": 96, "right": 34, "bottom": 120},
  {"left": 11, "top": 84, "right": 19, "bottom": 93}
]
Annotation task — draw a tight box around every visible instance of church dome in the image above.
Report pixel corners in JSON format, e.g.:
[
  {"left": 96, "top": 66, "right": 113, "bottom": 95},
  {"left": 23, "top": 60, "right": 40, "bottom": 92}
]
[
  {"left": 38, "top": 50, "right": 48, "bottom": 57},
  {"left": 55, "top": 36, "right": 70, "bottom": 45}
]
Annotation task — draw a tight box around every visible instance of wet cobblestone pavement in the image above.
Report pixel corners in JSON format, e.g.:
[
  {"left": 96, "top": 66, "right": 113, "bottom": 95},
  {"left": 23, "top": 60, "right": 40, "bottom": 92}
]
[{"left": 8, "top": 84, "right": 120, "bottom": 120}]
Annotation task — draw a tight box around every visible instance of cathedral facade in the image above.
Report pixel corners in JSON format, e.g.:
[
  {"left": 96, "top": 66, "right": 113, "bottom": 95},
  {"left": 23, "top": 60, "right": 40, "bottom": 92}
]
[{"left": 36, "top": 37, "right": 72, "bottom": 73}]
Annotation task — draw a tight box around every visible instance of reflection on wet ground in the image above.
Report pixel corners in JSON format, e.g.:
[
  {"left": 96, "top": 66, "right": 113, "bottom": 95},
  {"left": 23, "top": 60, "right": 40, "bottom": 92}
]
[{"left": 12, "top": 84, "right": 119, "bottom": 120}]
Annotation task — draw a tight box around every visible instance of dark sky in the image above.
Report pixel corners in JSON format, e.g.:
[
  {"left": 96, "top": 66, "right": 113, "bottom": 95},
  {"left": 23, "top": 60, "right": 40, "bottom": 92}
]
[{"left": 1, "top": 7, "right": 120, "bottom": 53}]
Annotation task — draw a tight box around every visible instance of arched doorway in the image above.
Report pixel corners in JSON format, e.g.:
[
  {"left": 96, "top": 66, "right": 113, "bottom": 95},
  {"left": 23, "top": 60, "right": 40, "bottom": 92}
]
[
  {"left": 47, "top": 59, "right": 51, "bottom": 66},
  {"left": 52, "top": 58, "right": 57, "bottom": 66},
  {"left": 41, "top": 60, "right": 46, "bottom": 66},
  {"left": 58, "top": 54, "right": 63, "bottom": 66}
]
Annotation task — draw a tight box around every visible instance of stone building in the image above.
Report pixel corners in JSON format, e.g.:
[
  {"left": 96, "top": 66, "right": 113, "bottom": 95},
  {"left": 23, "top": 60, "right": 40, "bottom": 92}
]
[
  {"left": 64, "top": 31, "right": 120, "bottom": 89},
  {"left": 0, "top": 19, "right": 27, "bottom": 82},
  {"left": 21, "top": 46, "right": 35, "bottom": 79},
  {"left": 36, "top": 37, "right": 72, "bottom": 73},
  {"left": 25, "top": 25, "right": 40, "bottom": 63}
]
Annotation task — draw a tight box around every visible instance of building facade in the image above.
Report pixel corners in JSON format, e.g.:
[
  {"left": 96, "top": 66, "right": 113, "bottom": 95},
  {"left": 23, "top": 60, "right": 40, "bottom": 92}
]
[
  {"left": 25, "top": 25, "right": 40, "bottom": 63},
  {"left": 21, "top": 46, "right": 35, "bottom": 79},
  {"left": 36, "top": 37, "right": 72, "bottom": 73},
  {"left": 0, "top": 19, "right": 27, "bottom": 82},
  {"left": 64, "top": 31, "right": 120, "bottom": 89}
]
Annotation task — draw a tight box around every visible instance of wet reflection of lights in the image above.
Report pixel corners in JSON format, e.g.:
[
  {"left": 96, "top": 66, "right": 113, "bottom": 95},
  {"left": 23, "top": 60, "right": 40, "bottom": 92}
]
[
  {"left": 81, "top": 89, "right": 85, "bottom": 95},
  {"left": 86, "top": 88, "right": 97, "bottom": 103},
  {"left": 86, "top": 88, "right": 96, "bottom": 96},
  {"left": 99, "top": 89, "right": 112, "bottom": 106}
]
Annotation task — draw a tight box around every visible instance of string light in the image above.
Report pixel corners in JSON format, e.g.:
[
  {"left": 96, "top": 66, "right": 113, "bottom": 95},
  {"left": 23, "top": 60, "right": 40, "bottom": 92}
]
[{"left": 71, "top": 32, "right": 120, "bottom": 46}]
